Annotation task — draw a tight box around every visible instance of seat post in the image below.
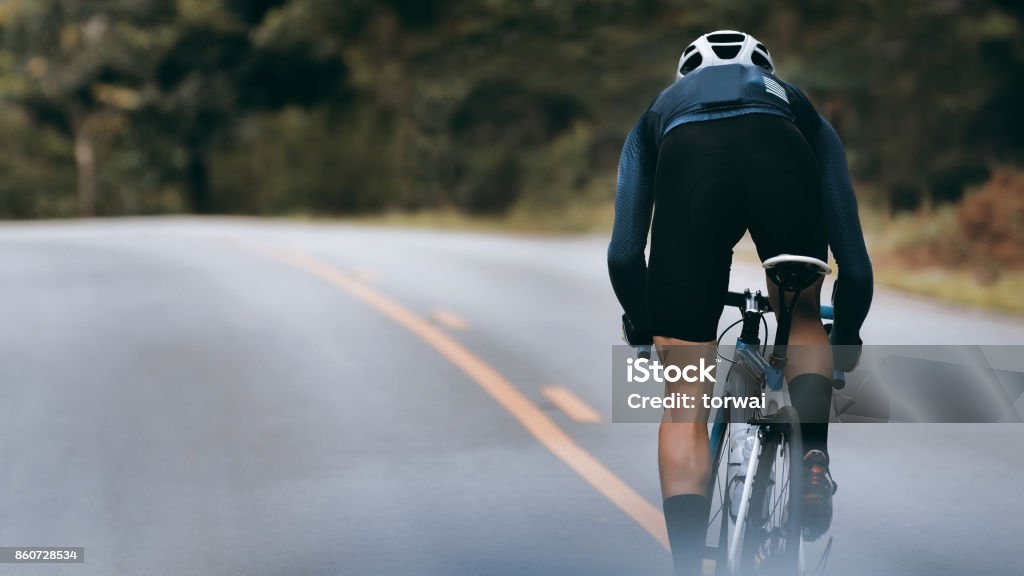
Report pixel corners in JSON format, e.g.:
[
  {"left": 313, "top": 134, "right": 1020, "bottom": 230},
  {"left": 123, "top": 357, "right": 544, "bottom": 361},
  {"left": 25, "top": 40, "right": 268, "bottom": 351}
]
[
  {"left": 771, "top": 286, "right": 803, "bottom": 363},
  {"left": 738, "top": 290, "right": 764, "bottom": 345}
]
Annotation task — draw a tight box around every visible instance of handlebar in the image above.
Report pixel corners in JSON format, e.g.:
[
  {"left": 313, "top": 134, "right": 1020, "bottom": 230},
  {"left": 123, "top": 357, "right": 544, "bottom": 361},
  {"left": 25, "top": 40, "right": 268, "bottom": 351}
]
[
  {"left": 723, "top": 291, "right": 771, "bottom": 311},
  {"left": 724, "top": 290, "right": 834, "bottom": 321}
]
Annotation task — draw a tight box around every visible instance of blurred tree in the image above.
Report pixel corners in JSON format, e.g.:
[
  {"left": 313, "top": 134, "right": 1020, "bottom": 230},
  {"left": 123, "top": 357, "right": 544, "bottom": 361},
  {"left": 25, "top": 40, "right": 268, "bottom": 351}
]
[
  {"left": 0, "top": 0, "right": 172, "bottom": 215},
  {"left": 1, "top": 0, "right": 1023, "bottom": 219},
  {"left": 967, "top": 2, "right": 1024, "bottom": 161},
  {"left": 146, "top": 0, "right": 350, "bottom": 212},
  {"left": 448, "top": 78, "right": 586, "bottom": 213}
]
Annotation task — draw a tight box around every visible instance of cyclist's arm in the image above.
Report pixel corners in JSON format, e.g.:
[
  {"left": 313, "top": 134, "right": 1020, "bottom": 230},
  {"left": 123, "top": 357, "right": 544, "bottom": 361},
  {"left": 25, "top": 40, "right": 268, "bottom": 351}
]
[
  {"left": 811, "top": 115, "right": 874, "bottom": 345},
  {"left": 608, "top": 112, "right": 659, "bottom": 342},
  {"left": 784, "top": 82, "right": 873, "bottom": 344}
]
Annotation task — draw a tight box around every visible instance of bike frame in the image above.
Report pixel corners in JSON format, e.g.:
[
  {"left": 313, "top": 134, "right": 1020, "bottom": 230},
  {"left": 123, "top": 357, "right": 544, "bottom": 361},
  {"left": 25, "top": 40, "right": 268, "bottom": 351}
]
[{"left": 705, "top": 290, "right": 839, "bottom": 574}]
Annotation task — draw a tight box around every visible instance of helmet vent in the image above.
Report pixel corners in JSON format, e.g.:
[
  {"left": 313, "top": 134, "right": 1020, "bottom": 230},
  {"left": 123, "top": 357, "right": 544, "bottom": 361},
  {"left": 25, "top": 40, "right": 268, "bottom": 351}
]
[
  {"left": 756, "top": 43, "right": 769, "bottom": 54},
  {"left": 707, "top": 33, "right": 745, "bottom": 43},
  {"left": 751, "top": 51, "right": 773, "bottom": 72},
  {"left": 680, "top": 53, "right": 702, "bottom": 75},
  {"left": 684, "top": 44, "right": 697, "bottom": 56},
  {"left": 711, "top": 45, "right": 741, "bottom": 59}
]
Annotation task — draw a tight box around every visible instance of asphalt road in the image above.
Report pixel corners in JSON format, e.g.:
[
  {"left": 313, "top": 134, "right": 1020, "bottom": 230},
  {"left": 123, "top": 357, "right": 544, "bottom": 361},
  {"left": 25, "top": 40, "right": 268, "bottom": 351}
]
[{"left": 1, "top": 218, "right": 1022, "bottom": 575}]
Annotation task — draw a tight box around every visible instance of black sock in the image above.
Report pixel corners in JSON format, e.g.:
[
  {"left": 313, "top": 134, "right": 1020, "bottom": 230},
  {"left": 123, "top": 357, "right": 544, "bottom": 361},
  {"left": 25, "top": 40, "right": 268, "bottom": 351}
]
[
  {"left": 662, "top": 494, "right": 707, "bottom": 576},
  {"left": 789, "top": 373, "right": 833, "bottom": 455}
]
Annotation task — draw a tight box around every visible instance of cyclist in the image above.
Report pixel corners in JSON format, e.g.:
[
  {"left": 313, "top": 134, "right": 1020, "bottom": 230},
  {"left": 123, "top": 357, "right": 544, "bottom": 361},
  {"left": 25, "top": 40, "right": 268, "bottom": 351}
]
[{"left": 607, "top": 31, "right": 872, "bottom": 575}]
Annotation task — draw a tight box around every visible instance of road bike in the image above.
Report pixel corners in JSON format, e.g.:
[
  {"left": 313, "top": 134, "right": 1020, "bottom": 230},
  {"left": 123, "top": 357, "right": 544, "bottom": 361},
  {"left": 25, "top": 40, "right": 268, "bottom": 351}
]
[{"left": 639, "top": 254, "right": 841, "bottom": 575}]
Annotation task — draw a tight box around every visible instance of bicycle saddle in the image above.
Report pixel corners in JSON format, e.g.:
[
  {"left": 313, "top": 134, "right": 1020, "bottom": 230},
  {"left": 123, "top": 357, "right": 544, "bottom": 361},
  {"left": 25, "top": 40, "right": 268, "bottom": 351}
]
[{"left": 762, "top": 254, "right": 831, "bottom": 292}]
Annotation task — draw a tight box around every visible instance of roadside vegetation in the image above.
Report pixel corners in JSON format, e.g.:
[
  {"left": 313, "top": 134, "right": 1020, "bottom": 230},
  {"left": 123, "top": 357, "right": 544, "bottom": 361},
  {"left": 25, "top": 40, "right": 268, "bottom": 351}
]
[{"left": 865, "top": 168, "right": 1024, "bottom": 312}]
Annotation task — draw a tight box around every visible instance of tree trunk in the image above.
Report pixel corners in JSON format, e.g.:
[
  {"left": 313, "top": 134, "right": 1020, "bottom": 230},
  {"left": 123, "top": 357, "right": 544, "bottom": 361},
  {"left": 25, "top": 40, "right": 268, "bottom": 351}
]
[
  {"left": 185, "top": 147, "right": 211, "bottom": 214},
  {"left": 72, "top": 117, "right": 97, "bottom": 217}
]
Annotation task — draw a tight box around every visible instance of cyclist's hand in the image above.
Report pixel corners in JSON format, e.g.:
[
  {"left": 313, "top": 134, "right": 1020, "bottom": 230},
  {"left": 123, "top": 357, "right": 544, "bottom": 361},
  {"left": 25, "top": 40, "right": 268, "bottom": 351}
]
[
  {"left": 621, "top": 314, "right": 653, "bottom": 347},
  {"left": 830, "top": 330, "right": 863, "bottom": 372}
]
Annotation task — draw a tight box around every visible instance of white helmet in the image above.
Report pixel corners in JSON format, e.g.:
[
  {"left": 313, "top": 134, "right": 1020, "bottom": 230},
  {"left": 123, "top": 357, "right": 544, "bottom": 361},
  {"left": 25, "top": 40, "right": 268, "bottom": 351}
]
[{"left": 676, "top": 30, "right": 774, "bottom": 81}]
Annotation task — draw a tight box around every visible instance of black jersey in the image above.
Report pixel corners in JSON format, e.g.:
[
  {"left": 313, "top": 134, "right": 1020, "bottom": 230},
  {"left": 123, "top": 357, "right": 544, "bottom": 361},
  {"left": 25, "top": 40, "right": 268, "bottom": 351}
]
[
  {"left": 608, "top": 64, "right": 873, "bottom": 345},
  {"left": 647, "top": 64, "right": 821, "bottom": 145}
]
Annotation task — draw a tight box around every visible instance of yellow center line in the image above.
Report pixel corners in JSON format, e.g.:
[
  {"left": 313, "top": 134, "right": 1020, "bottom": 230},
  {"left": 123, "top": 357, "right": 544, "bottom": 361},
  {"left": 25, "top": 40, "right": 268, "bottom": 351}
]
[
  {"left": 235, "top": 239, "right": 669, "bottom": 550},
  {"left": 541, "top": 386, "right": 602, "bottom": 423},
  {"left": 431, "top": 309, "right": 470, "bottom": 331}
]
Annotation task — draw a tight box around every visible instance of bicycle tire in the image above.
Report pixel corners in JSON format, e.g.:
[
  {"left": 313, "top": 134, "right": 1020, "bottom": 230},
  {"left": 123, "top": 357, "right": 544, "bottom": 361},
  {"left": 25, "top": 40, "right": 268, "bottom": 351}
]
[
  {"left": 740, "top": 406, "right": 804, "bottom": 576},
  {"left": 711, "top": 364, "right": 761, "bottom": 575}
]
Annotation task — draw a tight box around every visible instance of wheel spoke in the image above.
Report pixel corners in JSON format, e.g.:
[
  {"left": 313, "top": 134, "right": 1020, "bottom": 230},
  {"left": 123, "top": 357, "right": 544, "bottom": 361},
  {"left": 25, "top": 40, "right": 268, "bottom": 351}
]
[
  {"left": 741, "top": 411, "right": 803, "bottom": 575},
  {"left": 770, "top": 451, "right": 790, "bottom": 521},
  {"left": 708, "top": 427, "right": 729, "bottom": 528}
]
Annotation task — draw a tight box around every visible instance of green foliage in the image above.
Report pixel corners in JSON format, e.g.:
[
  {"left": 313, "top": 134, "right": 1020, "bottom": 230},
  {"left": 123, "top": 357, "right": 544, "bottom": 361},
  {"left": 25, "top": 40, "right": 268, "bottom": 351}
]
[
  {"left": 445, "top": 78, "right": 586, "bottom": 213},
  {"left": 0, "top": 0, "right": 1022, "bottom": 220},
  {"left": 212, "top": 102, "right": 397, "bottom": 214},
  {"left": 0, "top": 108, "right": 75, "bottom": 218}
]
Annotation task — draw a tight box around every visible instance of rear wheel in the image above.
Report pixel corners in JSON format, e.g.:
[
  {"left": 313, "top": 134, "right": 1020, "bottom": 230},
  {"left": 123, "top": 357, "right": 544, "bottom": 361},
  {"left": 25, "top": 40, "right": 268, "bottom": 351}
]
[{"left": 740, "top": 406, "right": 804, "bottom": 575}]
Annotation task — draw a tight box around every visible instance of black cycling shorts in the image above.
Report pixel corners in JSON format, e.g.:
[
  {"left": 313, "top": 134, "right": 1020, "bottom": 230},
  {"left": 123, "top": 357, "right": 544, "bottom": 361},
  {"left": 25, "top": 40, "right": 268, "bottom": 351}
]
[{"left": 647, "top": 113, "right": 827, "bottom": 342}]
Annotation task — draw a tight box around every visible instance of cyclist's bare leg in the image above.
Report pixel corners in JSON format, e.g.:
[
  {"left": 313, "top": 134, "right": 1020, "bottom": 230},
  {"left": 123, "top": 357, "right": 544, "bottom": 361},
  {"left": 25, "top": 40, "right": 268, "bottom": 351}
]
[
  {"left": 655, "top": 338, "right": 716, "bottom": 576},
  {"left": 766, "top": 275, "right": 831, "bottom": 379},
  {"left": 767, "top": 275, "right": 834, "bottom": 463},
  {"left": 653, "top": 337, "right": 715, "bottom": 499},
  {"left": 767, "top": 276, "right": 837, "bottom": 538}
]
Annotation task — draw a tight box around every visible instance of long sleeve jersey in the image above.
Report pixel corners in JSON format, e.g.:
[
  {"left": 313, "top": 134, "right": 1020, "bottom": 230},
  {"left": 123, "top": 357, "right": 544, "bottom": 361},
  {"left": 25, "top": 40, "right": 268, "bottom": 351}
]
[{"left": 608, "top": 64, "right": 873, "bottom": 344}]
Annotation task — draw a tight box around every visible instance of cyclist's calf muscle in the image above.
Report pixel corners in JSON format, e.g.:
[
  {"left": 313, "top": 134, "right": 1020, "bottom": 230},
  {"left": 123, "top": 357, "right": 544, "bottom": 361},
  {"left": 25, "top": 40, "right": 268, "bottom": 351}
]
[{"left": 655, "top": 338, "right": 715, "bottom": 499}]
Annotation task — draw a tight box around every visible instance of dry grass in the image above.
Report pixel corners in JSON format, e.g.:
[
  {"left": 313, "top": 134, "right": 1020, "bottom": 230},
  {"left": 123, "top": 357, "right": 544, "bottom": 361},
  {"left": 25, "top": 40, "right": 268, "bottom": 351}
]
[
  {"left": 293, "top": 201, "right": 615, "bottom": 235},
  {"left": 863, "top": 169, "right": 1024, "bottom": 314},
  {"left": 874, "top": 267, "right": 1024, "bottom": 313}
]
